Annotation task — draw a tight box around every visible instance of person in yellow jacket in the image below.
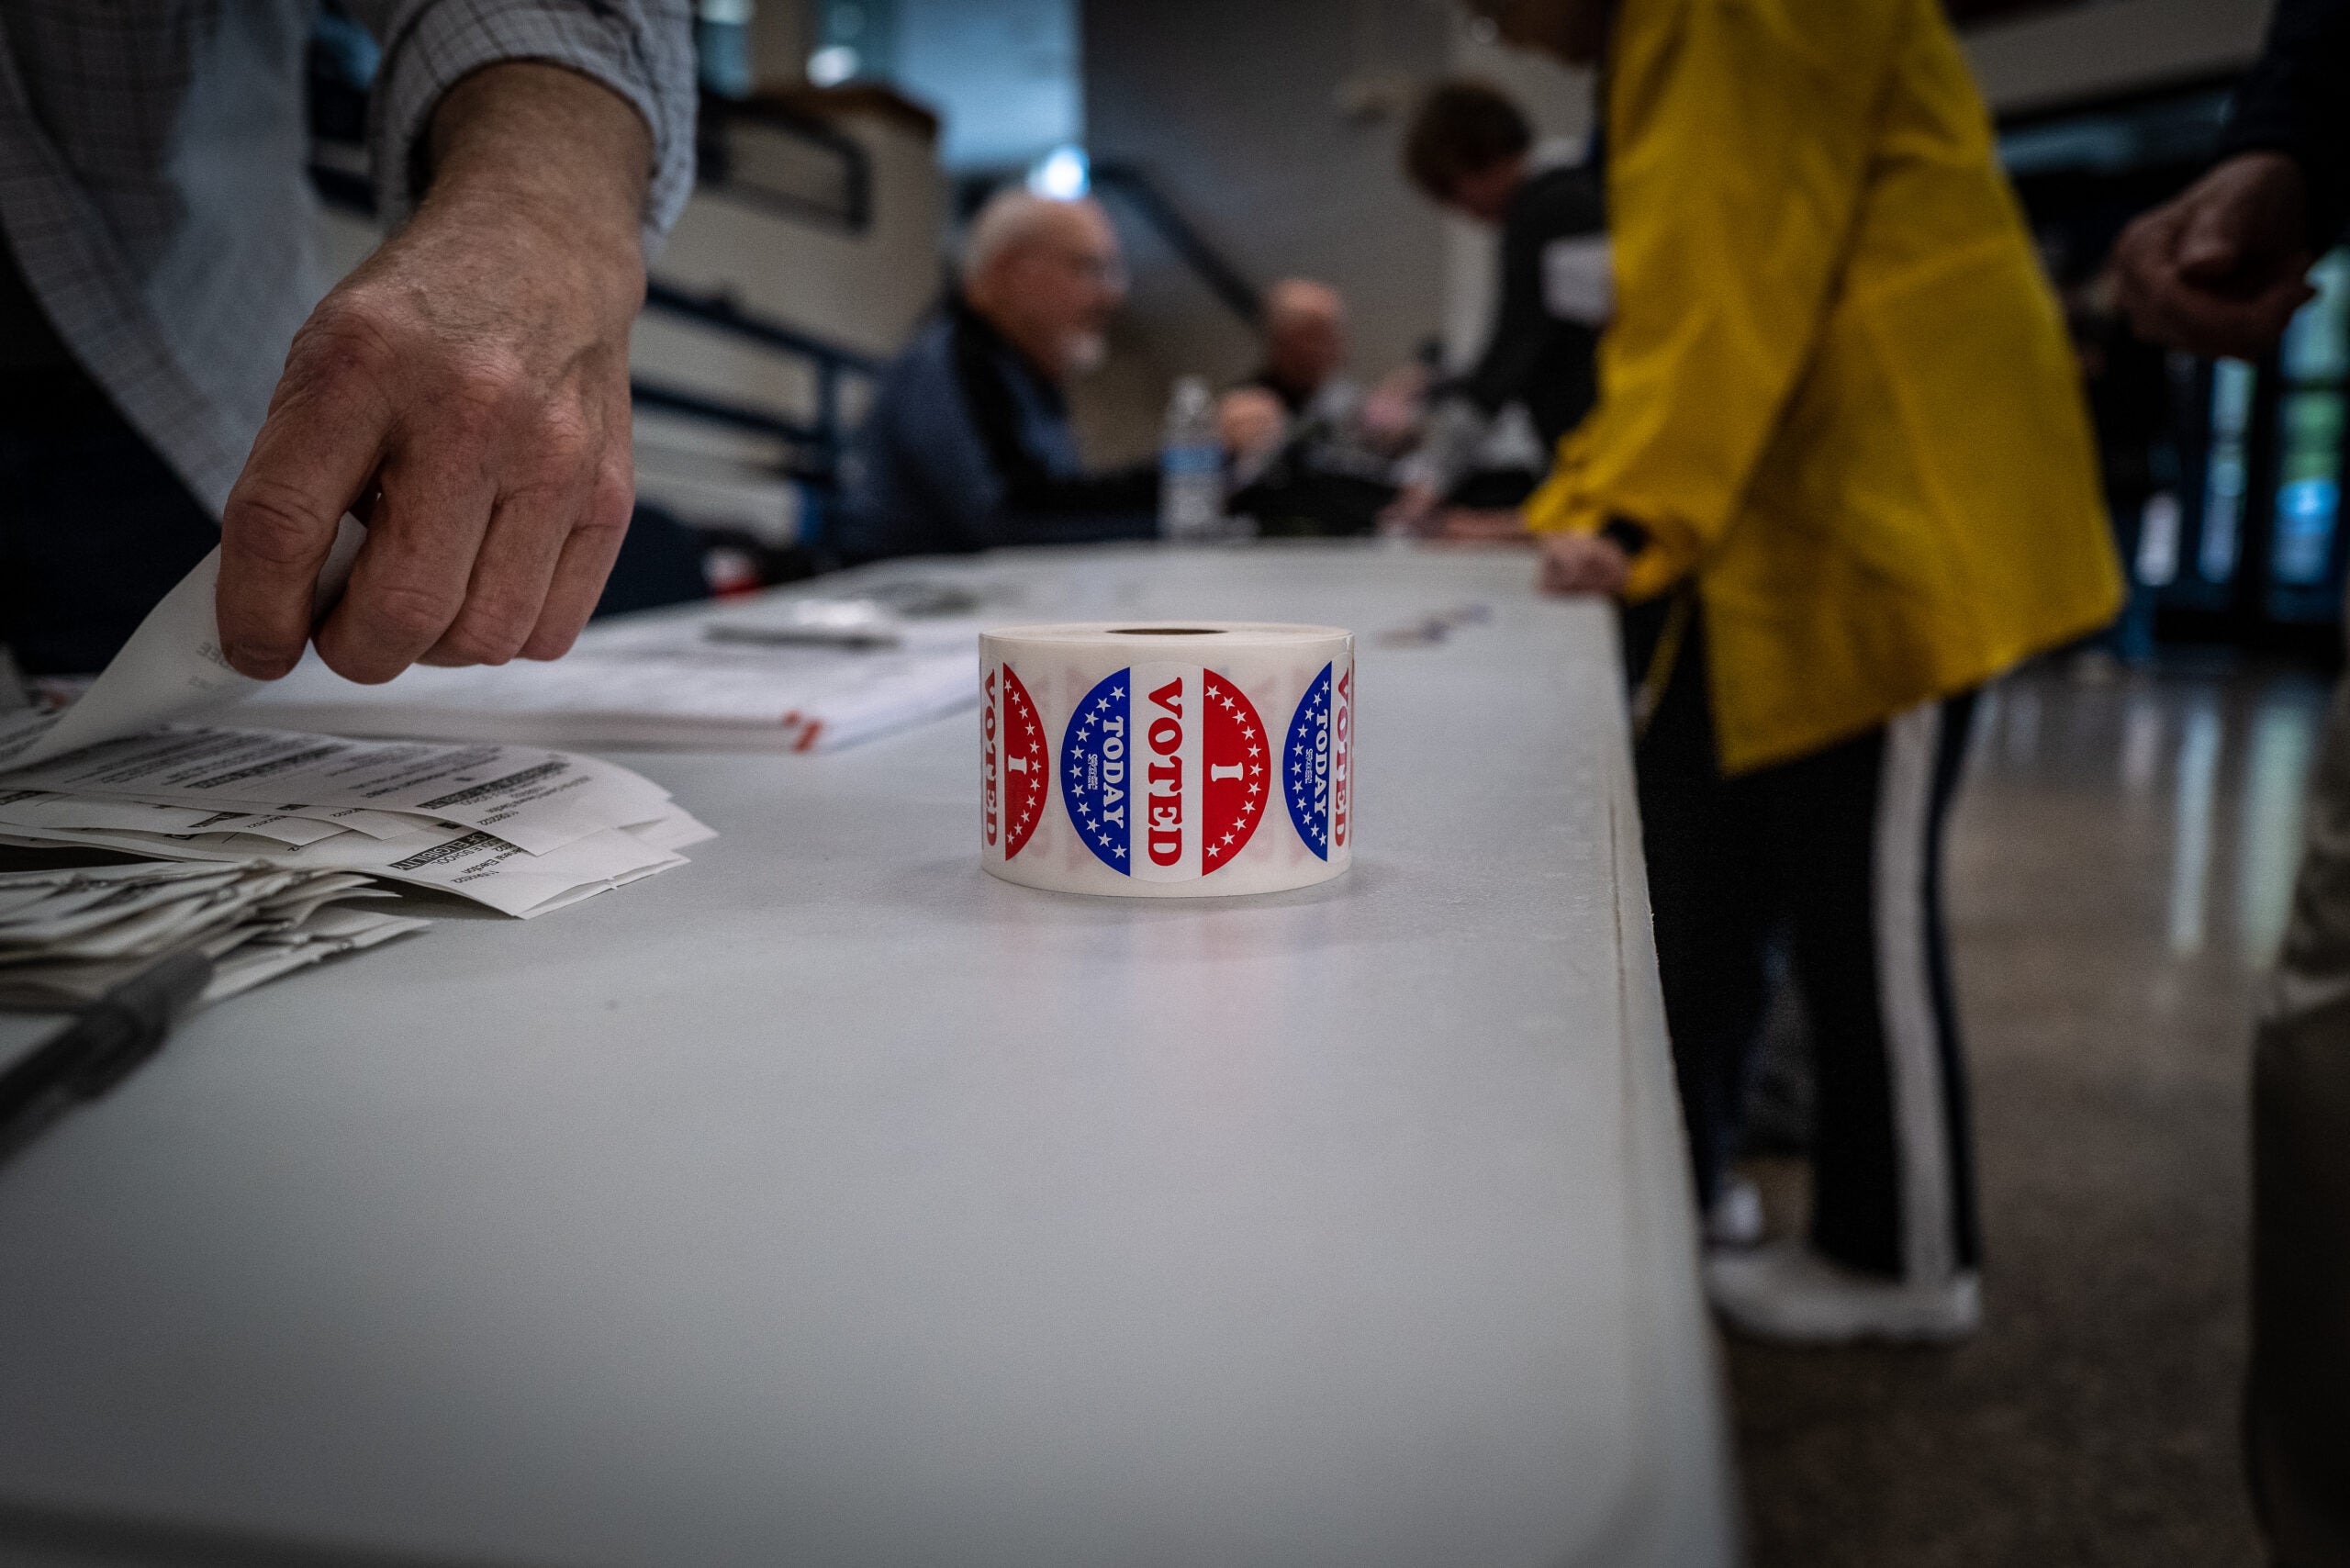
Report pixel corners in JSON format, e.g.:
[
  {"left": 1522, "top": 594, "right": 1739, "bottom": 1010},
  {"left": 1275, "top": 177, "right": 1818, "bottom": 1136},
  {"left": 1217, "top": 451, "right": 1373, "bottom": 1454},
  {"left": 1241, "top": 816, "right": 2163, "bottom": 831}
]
[{"left": 1472, "top": 0, "right": 2123, "bottom": 1342}]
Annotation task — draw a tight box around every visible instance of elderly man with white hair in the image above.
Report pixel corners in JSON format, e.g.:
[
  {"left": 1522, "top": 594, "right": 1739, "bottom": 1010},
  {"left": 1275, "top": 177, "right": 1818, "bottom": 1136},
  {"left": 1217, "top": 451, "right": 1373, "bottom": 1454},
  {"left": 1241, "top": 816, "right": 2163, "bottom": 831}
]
[{"left": 834, "top": 190, "right": 1162, "bottom": 562}]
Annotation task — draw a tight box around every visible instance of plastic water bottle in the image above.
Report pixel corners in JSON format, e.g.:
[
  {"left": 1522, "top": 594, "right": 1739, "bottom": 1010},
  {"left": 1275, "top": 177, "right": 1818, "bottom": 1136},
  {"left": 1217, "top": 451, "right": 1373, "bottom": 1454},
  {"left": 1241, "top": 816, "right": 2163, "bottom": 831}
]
[{"left": 1158, "top": 375, "right": 1224, "bottom": 543}]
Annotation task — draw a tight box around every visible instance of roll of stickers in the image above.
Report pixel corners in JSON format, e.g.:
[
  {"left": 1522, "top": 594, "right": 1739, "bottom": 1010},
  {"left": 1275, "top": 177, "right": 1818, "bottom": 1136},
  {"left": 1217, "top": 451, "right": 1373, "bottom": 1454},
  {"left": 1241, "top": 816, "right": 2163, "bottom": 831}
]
[{"left": 980, "top": 622, "right": 1354, "bottom": 898}]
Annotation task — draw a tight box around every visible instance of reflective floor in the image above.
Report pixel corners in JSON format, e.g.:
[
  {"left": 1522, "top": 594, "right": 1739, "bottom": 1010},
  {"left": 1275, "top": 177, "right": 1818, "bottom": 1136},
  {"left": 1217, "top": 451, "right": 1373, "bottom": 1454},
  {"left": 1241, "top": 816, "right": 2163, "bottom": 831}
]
[{"left": 1729, "top": 655, "right": 2330, "bottom": 1568}]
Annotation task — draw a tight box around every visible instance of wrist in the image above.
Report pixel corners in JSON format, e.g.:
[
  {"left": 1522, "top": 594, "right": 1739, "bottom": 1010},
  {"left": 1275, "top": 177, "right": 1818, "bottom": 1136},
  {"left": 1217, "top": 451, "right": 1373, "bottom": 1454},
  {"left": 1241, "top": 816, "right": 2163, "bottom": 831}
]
[{"left": 420, "top": 62, "right": 652, "bottom": 261}]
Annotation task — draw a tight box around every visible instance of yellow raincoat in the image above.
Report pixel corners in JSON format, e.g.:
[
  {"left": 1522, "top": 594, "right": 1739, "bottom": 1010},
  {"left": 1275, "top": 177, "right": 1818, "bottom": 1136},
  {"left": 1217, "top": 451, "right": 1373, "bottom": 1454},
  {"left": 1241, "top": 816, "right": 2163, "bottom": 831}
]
[{"left": 1525, "top": 0, "right": 2123, "bottom": 774}]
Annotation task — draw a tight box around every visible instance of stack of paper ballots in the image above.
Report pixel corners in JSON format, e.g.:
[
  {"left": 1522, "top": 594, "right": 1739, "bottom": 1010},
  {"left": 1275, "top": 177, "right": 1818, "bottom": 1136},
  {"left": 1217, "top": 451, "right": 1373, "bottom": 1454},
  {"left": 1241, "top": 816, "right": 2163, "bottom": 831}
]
[
  {"left": 0, "top": 521, "right": 714, "bottom": 930},
  {"left": 0, "top": 726, "right": 713, "bottom": 919},
  {"left": 0, "top": 860, "right": 429, "bottom": 1008}
]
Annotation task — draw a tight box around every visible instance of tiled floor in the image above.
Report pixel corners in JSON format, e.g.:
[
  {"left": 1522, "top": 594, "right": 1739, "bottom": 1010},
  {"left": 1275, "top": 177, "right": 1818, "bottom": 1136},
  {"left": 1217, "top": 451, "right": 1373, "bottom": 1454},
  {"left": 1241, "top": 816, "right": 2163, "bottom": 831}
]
[{"left": 1728, "top": 655, "right": 2332, "bottom": 1568}]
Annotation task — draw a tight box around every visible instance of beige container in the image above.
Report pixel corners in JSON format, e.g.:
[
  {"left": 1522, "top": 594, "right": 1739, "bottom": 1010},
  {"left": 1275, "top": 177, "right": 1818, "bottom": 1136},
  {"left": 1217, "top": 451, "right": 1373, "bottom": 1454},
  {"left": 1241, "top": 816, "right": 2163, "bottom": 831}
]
[{"left": 979, "top": 622, "right": 1354, "bottom": 898}]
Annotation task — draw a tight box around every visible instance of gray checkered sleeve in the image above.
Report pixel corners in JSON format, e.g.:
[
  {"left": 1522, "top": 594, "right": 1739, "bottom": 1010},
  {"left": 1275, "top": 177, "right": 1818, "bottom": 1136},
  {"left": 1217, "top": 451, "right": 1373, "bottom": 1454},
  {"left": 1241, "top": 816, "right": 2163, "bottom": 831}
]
[{"left": 364, "top": 0, "right": 698, "bottom": 254}]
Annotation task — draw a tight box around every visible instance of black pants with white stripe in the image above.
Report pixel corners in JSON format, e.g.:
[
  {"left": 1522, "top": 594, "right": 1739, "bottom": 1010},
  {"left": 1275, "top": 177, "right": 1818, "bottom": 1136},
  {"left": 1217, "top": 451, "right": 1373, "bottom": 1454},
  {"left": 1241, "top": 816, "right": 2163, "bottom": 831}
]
[{"left": 1628, "top": 602, "right": 1982, "bottom": 1282}]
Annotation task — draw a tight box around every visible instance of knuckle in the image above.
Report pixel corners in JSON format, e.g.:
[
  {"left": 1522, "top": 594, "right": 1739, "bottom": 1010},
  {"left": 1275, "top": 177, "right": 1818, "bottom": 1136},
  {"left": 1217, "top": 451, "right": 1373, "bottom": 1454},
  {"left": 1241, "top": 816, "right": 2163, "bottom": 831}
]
[
  {"left": 438, "top": 374, "right": 519, "bottom": 450},
  {"left": 441, "top": 596, "right": 538, "bottom": 666},
  {"left": 363, "top": 578, "right": 464, "bottom": 646},
  {"left": 520, "top": 622, "right": 582, "bottom": 664},
  {"left": 223, "top": 480, "right": 335, "bottom": 565},
  {"left": 532, "top": 426, "right": 594, "bottom": 482},
  {"left": 434, "top": 625, "right": 521, "bottom": 667},
  {"left": 285, "top": 299, "right": 402, "bottom": 392},
  {"left": 585, "top": 465, "right": 637, "bottom": 533}
]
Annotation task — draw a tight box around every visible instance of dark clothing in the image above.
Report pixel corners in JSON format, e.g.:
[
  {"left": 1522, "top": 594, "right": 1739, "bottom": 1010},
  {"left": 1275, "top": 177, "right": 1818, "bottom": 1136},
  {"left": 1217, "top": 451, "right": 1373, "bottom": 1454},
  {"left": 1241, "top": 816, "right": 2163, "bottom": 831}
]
[
  {"left": 0, "top": 236, "right": 70, "bottom": 372},
  {"left": 1631, "top": 600, "right": 1981, "bottom": 1283},
  {"left": 1240, "top": 366, "right": 1317, "bottom": 419},
  {"left": 834, "top": 297, "right": 1158, "bottom": 563},
  {"left": 2252, "top": 679, "right": 2350, "bottom": 1568},
  {"left": 1407, "top": 161, "right": 1606, "bottom": 509},
  {"left": 0, "top": 375, "right": 218, "bottom": 675},
  {"left": 2218, "top": 7, "right": 2350, "bottom": 1559},
  {"left": 1225, "top": 370, "right": 1395, "bottom": 538},
  {"left": 1455, "top": 162, "right": 1606, "bottom": 450},
  {"left": 591, "top": 502, "right": 714, "bottom": 620},
  {"left": 2218, "top": 0, "right": 2350, "bottom": 246}
]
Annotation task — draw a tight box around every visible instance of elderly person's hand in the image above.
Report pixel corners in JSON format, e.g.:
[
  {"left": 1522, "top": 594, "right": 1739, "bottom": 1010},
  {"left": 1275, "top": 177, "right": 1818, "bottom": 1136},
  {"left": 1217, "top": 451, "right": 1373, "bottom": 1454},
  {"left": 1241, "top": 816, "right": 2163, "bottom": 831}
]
[
  {"left": 1216, "top": 386, "right": 1288, "bottom": 461},
  {"left": 1537, "top": 532, "right": 1630, "bottom": 596},
  {"left": 2110, "top": 151, "right": 2316, "bottom": 361},
  {"left": 217, "top": 63, "right": 653, "bottom": 684}
]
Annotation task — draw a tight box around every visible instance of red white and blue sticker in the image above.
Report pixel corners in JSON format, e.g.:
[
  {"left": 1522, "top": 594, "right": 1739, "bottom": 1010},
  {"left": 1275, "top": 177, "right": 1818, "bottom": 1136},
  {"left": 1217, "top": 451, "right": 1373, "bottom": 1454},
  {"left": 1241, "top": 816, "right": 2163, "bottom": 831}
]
[
  {"left": 982, "top": 661, "right": 1047, "bottom": 859},
  {"left": 1282, "top": 660, "right": 1352, "bottom": 859},
  {"left": 1062, "top": 663, "right": 1270, "bottom": 879}
]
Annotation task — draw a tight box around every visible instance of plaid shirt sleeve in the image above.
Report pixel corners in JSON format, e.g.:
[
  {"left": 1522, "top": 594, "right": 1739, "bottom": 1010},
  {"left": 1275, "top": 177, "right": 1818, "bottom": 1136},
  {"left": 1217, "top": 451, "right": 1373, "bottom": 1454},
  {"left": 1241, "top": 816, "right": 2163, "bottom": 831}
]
[{"left": 356, "top": 0, "right": 698, "bottom": 254}]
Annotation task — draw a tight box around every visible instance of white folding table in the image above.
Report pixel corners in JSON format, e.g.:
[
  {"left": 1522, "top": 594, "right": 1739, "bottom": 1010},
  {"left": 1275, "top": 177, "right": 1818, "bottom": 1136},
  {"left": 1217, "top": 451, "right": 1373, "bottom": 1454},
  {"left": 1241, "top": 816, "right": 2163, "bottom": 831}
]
[{"left": 0, "top": 543, "right": 1736, "bottom": 1567}]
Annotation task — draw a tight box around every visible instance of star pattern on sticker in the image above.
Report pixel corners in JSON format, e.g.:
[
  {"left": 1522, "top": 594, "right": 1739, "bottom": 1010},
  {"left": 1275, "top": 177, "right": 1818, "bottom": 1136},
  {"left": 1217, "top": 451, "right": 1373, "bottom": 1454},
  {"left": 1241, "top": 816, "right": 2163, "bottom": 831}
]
[
  {"left": 1199, "top": 675, "right": 1269, "bottom": 874},
  {"left": 1282, "top": 683, "right": 1339, "bottom": 851},
  {"left": 999, "top": 669, "right": 1052, "bottom": 858}
]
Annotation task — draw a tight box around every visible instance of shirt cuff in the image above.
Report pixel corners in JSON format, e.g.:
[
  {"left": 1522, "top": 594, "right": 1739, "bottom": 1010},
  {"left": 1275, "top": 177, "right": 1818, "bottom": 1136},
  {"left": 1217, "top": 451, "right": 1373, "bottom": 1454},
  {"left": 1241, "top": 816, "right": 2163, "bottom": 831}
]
[
  {"left": 368, "top": 0, "right": 698, "bottom": 256},
  {"left": 1525, "top": 475, "right": 1694, "bottom": 602}
]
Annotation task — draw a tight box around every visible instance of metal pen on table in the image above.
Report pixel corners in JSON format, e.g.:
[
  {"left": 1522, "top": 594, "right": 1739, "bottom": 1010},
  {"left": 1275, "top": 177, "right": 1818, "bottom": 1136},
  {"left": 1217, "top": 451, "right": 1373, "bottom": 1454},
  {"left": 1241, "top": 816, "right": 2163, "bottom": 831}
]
[{"left": 0, "top": 946, "right": 212, "bottom": 1161}]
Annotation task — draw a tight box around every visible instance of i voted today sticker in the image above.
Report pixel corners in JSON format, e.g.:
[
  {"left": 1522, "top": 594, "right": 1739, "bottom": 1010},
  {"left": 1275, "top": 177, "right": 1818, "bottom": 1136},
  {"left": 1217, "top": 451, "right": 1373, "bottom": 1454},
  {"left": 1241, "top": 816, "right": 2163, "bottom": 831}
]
[
  {"left": 1282, "top": 659, "right": 1352, "bottom": 860},
  {"left": 982, "top": 660, "right": 1047, "bottom": 860},
  {"left": 1061, "top": 663, "right": 1271, "bottom": 880}
]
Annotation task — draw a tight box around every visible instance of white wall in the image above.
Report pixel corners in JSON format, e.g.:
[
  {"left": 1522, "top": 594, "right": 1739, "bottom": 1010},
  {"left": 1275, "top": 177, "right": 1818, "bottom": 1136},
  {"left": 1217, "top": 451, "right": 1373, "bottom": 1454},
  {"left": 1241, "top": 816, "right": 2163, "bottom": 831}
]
[
  {"left": 629, "top": 103, "right": 946, "bottom": 407},
  {"left": 1075, "top": 0, "right": 1455, "bottom": 463},
  {"left": 893, "top": 0, "right": 1081, "bottom": 172}
]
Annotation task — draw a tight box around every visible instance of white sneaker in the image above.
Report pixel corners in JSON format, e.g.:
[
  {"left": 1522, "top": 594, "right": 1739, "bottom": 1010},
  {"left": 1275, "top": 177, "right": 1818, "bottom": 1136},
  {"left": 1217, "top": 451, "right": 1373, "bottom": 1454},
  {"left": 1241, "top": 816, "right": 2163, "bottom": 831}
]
[
  {"left": 1704, "top": 1241, "right": 1981, "bottom": 1345},
  {"left": 1704, "top": 1175, "right": 1766, "bottom": 1249}
]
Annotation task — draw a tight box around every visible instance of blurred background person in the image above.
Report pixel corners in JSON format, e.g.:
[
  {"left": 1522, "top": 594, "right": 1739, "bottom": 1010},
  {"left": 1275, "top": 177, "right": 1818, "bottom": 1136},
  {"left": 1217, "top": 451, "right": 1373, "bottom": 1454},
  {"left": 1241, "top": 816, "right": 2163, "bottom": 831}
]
[
  {"left": 1387, "top": 78, "right": 1606, "bottom": 540},
  {"left": 834, "top": 191, "right": 1158, "bottom": 562},
  {"left": 1219, "top": 278, "right": 1408, "bottom": 537},
  {"left": 2111, "top": 1, "right": 2350, "bottom": 1559},
  {"left": 1235, "top": 277, "right": 1352, "bottom": 424},
  {"left": 1489, "top": 0, "right": 2123, "bottom": 1344},
  {"left": 1215, "top": 278, "right": 1352, "bottom": 472}
]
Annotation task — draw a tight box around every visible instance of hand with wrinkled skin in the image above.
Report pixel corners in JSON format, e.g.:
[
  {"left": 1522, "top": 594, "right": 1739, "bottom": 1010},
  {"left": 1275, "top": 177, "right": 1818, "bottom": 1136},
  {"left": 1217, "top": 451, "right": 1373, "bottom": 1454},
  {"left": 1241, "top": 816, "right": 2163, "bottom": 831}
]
[
  {"left": 2110, "top": 151, "right": 2317, "bottom": 361},
  {"left": 1537, "top": 530, "right": 1630, "bottom": 596},
  {"left": 218, "top": 62, "right": 653, "bottom": 684}
]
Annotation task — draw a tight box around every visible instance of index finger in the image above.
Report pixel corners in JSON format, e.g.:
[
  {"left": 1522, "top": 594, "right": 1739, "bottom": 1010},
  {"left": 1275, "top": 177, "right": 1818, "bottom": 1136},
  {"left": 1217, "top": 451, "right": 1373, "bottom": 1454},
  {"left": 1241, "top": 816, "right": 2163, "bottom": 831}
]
[{"left": 218, "top": 330, "right": 395, "bottom": 678}]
